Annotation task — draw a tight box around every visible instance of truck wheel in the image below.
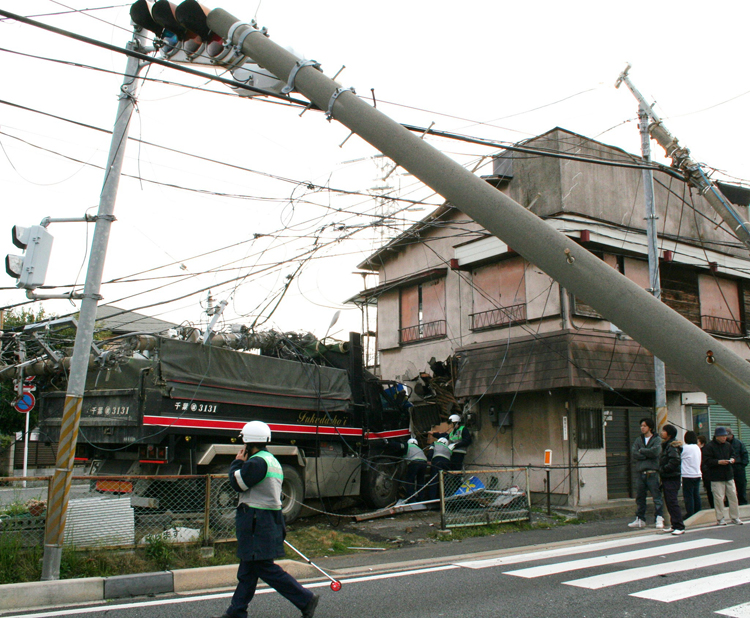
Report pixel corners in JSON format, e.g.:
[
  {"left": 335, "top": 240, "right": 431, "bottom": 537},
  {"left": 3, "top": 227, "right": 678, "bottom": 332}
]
[
  {"left": 281, "top": 465, "right": 304, "bottom": 523},
  {"left": 362, "top": 456, "right": 399, "bottom": 509}
]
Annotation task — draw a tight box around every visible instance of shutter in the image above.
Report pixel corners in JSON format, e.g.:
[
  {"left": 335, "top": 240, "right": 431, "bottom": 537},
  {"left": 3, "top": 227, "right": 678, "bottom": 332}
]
[{"left": 708, "top": 399, "right": 749, "bottom": 484}]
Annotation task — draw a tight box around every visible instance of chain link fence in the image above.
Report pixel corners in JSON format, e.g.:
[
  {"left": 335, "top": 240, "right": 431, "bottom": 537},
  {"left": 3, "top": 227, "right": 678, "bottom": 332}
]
[
  {"left": 0, "top": 474, "right": 246, "bottom": 550},
  {"left": 439, "top": 468, "right": 530, "bottom": 528}
]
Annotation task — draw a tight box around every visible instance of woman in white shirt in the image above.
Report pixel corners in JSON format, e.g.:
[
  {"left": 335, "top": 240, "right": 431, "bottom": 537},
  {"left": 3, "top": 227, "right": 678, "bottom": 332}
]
[{"left": 681, "top": 430, "right": 703, "bottom": 517}]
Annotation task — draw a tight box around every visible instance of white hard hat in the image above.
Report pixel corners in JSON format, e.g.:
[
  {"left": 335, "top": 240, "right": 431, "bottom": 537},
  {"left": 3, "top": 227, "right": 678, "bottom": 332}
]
[
  {"left": 240, "top": 421, "right": 272, "bottom": 444},
  {"left": 407, "top": 438, "right": 418, "bottom": 445},
  {"left": 437, "top": 437, "right": 449, "bottom": 445},
  {"left": 449, "top": 414, "right": 461, "bottom": 423}
]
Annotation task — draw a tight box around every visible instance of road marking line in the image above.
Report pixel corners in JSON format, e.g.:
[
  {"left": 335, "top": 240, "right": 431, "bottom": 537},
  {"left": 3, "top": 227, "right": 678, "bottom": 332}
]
[
  {"left": 565, "top": 545, "right": 744, "bottom": 589},
  {"left": 0, "top": 565, "right": 459, "bottom": 618},
  {"left": 631, "top": 566, "right": 750, "bottom": 602},
  {"left": 504, "top": 538, "right": 725, "bottom": 578},
  {"left": 455, "top": 534, "right": 666, "bottom": 569},
  {"left": 716, "top": 601, "right": 750, "bottom": 617}
]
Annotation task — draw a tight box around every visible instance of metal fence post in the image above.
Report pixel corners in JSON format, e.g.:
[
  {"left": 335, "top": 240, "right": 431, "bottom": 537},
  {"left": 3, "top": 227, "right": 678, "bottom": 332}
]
[
  {"left": 203, "top": 475, "right": 211, "bottom": 543},
  {"left": 439, "top": 470, "right": 446, "bottom": 530}
]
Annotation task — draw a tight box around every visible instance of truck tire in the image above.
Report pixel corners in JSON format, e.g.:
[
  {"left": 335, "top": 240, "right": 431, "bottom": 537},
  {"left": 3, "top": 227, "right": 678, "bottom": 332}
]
[
  {"left": 362, "top": 456, "right": 399, "bottom": 509},
  {"left": 281, "top": 464, "right": 304, "bottom": 523}
]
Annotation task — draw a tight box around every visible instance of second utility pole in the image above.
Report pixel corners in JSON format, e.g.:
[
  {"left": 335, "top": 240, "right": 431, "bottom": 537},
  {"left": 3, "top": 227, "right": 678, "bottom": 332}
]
[
  {"left": 41, "top": 27, "right": 148, "bottom": 581},
  {"left": 638, "top": 106, "right": 668, "bottom": 431}
]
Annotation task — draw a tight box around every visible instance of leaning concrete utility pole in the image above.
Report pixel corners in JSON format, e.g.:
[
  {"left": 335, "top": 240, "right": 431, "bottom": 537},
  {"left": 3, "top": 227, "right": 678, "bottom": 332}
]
[
  {"left": 207, "top": 8, "right": 750, "bottom": 426},
  {"left": 637, "top": 106, "right": 668, "bottom": 430},
  {"left": 616, "top": 65, "right": 750, "bottom": 254},
  {"left": 41, "top": 30, "right": 147, "bottom": 581}
]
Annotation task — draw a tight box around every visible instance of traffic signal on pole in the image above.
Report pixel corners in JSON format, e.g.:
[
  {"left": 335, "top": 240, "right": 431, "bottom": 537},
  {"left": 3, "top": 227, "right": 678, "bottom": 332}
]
[
  {"left": 129, "top": 0, "right": 287, "bottom": 96},
  {"left": 5, "top": 225, "right": 54, "bottom": 290}
]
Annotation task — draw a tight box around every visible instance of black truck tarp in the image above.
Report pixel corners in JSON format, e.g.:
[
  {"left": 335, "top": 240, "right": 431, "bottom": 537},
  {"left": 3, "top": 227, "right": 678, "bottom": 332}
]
[{"left": 158, "top": 338, "right": 352, "bottom": 413}]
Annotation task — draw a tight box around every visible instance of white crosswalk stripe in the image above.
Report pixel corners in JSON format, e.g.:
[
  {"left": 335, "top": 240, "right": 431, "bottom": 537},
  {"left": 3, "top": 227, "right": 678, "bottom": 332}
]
[
  {"left": 565, "top": 546, "right": 749, "bottom": 589},
  {"left": 503, "top": 538, "right": 726, "bottom": 578},
  {"left": 631, "top": 566, "right": 750, "bottom": 602},
  {"left": 716, "top": 601, "right": 750, "bottom": 617},
  {"left": 454, "top": 531, "right": 750, "bottom": 609},
  {"left": 454, "top": 533, "right": 666, "bottom": 569}
]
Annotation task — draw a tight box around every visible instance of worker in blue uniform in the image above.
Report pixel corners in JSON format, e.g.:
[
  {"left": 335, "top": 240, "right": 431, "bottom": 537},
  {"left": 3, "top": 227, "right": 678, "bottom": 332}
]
[{"left": 213, "top": 421, "right": 319, "bottom": 618}]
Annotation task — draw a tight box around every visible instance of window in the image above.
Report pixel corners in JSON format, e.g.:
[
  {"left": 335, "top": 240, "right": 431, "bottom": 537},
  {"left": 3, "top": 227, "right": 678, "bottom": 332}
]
[
  {"left": 698, "top": 274, "right": 743, "bottom": 335},
  {"left": 399, "top": 278, "right": 446, "bottom": 344},
  {"left": 470, "top": 257, "right": 527, "bottom": 331},
  {"left": 577, "top": 407, "right": 604, "bottom": 449}
]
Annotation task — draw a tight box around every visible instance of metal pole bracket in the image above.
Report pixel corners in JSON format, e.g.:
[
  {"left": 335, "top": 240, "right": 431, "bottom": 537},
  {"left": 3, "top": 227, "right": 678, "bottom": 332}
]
[
  {"left": 282, "top": 59, "right": 321, "bottom": 94},
  {"left": 326, "top": 87, "right": 356, "bottom": 121}
]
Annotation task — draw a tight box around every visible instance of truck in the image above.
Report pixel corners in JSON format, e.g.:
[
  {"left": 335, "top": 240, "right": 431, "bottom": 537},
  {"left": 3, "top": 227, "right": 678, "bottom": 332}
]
[{"left": 35, "top": 330, "right": 412, "bottom": 522}]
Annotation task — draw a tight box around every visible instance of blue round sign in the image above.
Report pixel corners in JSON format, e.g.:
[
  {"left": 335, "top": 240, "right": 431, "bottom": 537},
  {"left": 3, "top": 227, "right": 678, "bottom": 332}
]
[{"left": 14, "top": 392, "right": 35, "bottom": 413}]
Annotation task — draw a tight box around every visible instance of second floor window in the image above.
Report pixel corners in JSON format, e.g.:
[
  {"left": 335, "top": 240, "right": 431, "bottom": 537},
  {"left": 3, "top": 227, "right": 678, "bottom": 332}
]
[
  {"left": 698, "top": 274, "right": 743, "bottom": 336},
  {"left": 399, "top": 278, "right": 446, "bottom": 344},
  {"left": 470, "top": 257, "right": 527, "bottom": 330}
]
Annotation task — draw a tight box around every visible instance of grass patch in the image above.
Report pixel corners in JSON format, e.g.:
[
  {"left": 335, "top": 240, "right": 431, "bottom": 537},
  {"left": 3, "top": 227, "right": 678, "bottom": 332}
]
[
  {"left": 285, "top": 525, "right": 387, "bottom": 558},
  {"left": 0, "top": 525, "right": 380, "bottom": 584},
  {"left": 429, "top": 511, "right": 583, "bottom": 541}
]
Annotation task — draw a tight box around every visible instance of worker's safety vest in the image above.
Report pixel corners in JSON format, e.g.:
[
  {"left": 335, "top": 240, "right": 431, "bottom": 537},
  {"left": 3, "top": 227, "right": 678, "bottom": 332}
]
[
  {"left": 406, "top": 443, "right": 427, "bottom": 462},
  {"left": 237, "top": 450, "right": 283, "bottom": 510},
  {"left": 431, "top": 441, "right": 452, "bottom": 461},
  {"left": 449, "top": 425, "right": 468, "bottom": 454}
]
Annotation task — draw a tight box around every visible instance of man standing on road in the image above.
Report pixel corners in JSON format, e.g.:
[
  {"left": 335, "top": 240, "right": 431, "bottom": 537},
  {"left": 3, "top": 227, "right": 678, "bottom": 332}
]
[
  {"left": 658, "top": 424, "right": 685, "bottom": 535},
  {"left": 215, "top": 421, "right": 319, "bottom": 618},
  {"left": 703, "top": 426, "right": 743, "bottom": 526},
  {"left": 726, "top": 428, "right": 748, "bottom": 505},
  {"left": 629, "top": 418, "right": 664, "bottom": 529}
]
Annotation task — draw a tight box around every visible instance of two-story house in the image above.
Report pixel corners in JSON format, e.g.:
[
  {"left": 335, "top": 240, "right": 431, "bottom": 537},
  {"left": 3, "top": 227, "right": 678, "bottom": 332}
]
[{"left": 347, "top": 128, "right": 750, "bottom": 507}]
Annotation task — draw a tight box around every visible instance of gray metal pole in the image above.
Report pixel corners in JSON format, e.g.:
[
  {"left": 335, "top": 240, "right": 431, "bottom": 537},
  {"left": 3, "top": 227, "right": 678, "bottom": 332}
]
[
  {"left": 40, "top": 31, "right": 146, "bottom": 581},
  {"left": 207, "top": 9, "right": 750, "bottom": 426},
  {"left": 638, "top": 107, "right": 668, "bottom": 430},
  {"left": 616, "top": 66, "right": 750, "bottom": 253}
]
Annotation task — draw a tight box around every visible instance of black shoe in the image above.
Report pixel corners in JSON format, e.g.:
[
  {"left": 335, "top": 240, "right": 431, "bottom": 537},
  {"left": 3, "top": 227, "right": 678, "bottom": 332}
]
[{"left": 301, "top": 594, "right": 320, "bottom": 618}]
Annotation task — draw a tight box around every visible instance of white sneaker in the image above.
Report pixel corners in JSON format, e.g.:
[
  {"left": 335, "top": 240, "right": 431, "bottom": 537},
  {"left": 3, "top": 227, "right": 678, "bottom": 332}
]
[
  {"left": 628, "top": 517, "right": 646, "bottom": 528},
  {"left": 671, "top": 528, "right": 685, "bottom": 535},
  {"left": 655, "top": 516, "right": 665, "bottom": 529},
  {"left": 732, "top": 518, "right": 744, "bottom": 525},
  {"left": 717, "top": 519, "right": 727, "bottom": 526}
]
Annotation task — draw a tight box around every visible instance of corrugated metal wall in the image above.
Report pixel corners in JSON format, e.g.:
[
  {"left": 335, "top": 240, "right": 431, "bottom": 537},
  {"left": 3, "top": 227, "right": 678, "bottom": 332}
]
[{"left": 708, "top": 399, "right": 750, "bottom": 484}]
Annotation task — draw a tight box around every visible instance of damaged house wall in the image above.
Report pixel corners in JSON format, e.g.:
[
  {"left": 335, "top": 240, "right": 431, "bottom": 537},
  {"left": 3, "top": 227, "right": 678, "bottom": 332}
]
[{"left": 349, "top": 127, "right": 750, "bottom": 508}]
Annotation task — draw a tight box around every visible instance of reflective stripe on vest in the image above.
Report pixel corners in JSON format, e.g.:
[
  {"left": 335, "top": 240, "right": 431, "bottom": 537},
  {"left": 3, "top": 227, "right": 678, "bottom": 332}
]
[
  {"left": 431, "top": 441, "right": 452, "bottom": 461},
  {"left": 238, "top": 450, "right": 283, "bottom": 511},
  {"left": 406, "top": 443, "right": 427, "bottom": 462},
  {"left": 449, "top": 425, "right": 467, "bottom": 454}
]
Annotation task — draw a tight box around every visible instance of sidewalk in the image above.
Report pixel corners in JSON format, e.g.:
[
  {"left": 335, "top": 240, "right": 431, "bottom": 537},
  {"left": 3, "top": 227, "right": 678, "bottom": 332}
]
[{"left": 2, "top": 501, "right": 747, "bottom": 614}]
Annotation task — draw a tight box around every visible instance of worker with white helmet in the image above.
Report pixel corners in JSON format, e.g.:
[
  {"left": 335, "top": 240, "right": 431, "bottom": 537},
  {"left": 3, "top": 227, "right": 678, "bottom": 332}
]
[
  {"left": 426, "top": 436, "right": 453, "bottom": 501},
  {"left": 429, "top": 413, "right": 473, "bottom": 471},
  {"left": 394, "top": 437, "right": 429, "bottom": 505},
  {"left": 215, "top": 420, "right": 319, "bottom": 618}
]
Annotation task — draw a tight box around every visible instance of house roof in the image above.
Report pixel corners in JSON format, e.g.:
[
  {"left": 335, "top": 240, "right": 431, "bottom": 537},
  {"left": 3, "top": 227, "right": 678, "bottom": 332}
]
[
  {"left": 345, "top": 267, "right": 448, "bottom": 306},
  {"left": 453, "top": 330, "right": 697, "bottom": 398},
  {"left": 96, "top": 305, "right": 176, "bottom": 335}
]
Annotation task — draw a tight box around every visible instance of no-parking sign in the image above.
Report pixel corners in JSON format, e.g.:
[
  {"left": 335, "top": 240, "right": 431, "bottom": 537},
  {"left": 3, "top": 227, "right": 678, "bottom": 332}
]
[{"left": 14, "top": 392, "right": 35, "bottom": 413}]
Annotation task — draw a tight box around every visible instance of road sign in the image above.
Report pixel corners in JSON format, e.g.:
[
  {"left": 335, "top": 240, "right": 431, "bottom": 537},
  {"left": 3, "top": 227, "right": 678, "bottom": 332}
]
[{"left": 14, "top": 392, "right": 35, "bottom": 413}]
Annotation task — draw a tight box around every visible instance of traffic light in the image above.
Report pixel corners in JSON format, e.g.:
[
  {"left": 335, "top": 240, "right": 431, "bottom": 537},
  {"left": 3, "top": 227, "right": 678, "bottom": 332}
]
[
  {"left": 129, "top": 0, "right": 287, "bottom": 96},
  {"left": 5, "top": 225, "right": 54, "bottom": 290}
]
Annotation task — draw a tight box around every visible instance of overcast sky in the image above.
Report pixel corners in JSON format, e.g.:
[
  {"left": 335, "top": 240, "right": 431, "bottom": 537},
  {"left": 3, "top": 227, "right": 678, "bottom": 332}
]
[{"left": 1, "top": 0, "right": 748, "bottom": 342}]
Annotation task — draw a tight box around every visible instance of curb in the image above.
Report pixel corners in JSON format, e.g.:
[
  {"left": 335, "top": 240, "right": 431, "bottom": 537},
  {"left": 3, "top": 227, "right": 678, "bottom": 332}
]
[{"left": 0, "top": 559, "right": 320, "bottom": 613}]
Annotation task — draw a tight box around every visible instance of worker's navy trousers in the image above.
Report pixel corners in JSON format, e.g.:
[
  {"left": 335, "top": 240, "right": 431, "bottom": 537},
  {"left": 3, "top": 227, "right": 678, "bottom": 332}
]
[{"left": 225, "top": 559, "right": 312, "bottom": 618}]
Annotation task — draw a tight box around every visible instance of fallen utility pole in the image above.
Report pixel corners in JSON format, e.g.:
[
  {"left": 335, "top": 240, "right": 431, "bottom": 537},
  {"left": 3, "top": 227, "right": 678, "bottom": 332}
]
[
  {"left": 616, "top": 65, "right": 750, "bottom": 253},
  {"left": 206, "top": 9, "right": 750, "bottom": 426},
  {"left": 40, "top": 29, "right": 148, "bottom": 581}
]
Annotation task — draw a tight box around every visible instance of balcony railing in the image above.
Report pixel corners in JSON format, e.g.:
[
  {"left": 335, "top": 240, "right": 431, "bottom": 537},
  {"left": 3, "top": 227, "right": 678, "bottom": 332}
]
[
  {"left": 399, "top": 319, "right": 447, "bottom": 344},
  {"left": 470, "top": 303, "right": 527, "bottom": 331},
  {"left": 701, "top": 314, "right": 744, "bottom": 336}
]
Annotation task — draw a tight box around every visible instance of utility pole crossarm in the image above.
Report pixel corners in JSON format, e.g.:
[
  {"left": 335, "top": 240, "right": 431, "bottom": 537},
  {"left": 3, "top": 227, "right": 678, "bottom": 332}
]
[{"left": 616, "top": 65, "right": 750, "bottom": 253}]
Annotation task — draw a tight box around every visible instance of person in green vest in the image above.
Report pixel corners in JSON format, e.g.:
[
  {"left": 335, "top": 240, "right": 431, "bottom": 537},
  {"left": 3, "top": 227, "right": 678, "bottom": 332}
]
[
  {"left": 214, "top": 421, "right": 319, "bottom": 618},
  {"left": 430, "top": 414, "right": 473, "bottom": 471}
]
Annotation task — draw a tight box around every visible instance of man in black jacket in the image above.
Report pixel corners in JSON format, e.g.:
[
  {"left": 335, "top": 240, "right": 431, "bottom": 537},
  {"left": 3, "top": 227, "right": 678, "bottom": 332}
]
[
  {"left": 659, "top": 424, "right": 685, "bottom": 535},
  {"left": 214, "top": 421, "right": 319, "bottom": 618},
  {"left": 727, "top": 428, "right": 749, "bottom": 505},
  {"left": 703, "top": 426, "right": 743, "bottom": 526}
]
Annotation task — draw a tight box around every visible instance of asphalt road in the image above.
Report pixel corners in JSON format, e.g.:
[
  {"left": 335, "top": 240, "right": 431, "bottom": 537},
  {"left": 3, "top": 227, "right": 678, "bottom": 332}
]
[{"left": 4, "top": 523, "right": 750, "bottom": 618}]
